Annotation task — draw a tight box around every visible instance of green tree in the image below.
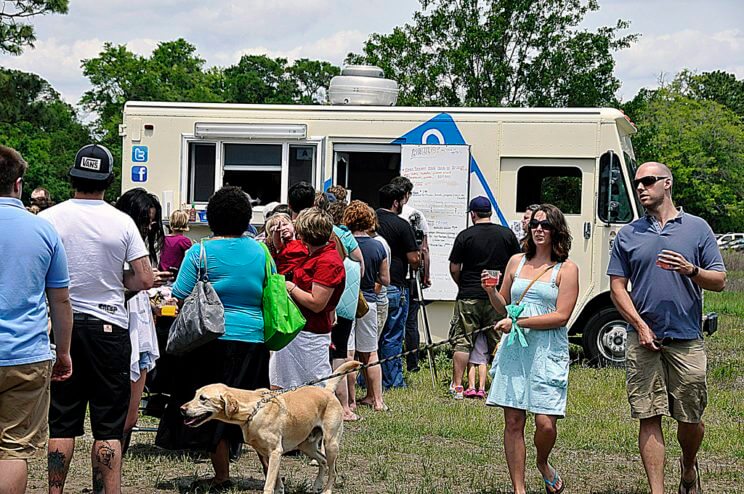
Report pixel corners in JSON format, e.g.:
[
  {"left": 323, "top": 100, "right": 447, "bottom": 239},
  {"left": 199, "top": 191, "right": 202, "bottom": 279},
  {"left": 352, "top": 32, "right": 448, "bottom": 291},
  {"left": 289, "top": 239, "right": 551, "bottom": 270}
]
[
  {"left": 347, "top": 0, "right": 635, "bottom": 107},
  {"left": 0, "top": 0, "right": 68, "bottom": 55},
  {"left": 222, "top": 55, "right": 296, "bottom": 104},
  {"left": 290, "top": 58, "right": 340, "bottom": 104},
  {"left": 0, "top": 68, "right": 91, "bottom": 202},
  {"left": 624, "top": 77, "right": 744, "bottom": 232},
  {"left": 80, "top": 39, "right": 222, "bottom": 196},
  {"left": 677, "top": 69, "right": 744, "bottom": 118}
]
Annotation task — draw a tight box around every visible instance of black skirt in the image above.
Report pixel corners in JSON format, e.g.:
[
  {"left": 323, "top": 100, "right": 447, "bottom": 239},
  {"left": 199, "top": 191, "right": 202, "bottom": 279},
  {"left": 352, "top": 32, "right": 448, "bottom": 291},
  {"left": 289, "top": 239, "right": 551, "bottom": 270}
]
[{"left": 155, "top": 339, "right": 269, "bottom": 453}]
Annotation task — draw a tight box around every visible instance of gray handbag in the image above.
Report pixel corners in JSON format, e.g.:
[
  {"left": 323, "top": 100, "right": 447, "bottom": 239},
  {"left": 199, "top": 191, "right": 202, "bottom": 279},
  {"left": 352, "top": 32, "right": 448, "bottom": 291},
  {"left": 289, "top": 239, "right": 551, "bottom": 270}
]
[{"left": 166, "top": 240, "right": 225, "bottom": 356}]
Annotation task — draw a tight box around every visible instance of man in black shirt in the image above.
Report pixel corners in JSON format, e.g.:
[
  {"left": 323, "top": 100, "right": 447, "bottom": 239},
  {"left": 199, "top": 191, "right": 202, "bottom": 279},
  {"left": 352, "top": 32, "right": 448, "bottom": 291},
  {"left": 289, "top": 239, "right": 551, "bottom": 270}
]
[
  {"left": 376, "top": 183, "right": 420, "bottom": 389},
  {"left": 448, "top": 196, "right": 521, "bottom": 398}
]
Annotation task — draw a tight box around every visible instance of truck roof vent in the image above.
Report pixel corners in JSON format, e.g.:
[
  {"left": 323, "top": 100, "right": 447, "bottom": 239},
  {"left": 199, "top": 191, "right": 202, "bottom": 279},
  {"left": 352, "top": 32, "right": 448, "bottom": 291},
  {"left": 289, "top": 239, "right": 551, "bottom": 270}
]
[{"left": 329, "top": 65, "right": 399, "bottom": 106}]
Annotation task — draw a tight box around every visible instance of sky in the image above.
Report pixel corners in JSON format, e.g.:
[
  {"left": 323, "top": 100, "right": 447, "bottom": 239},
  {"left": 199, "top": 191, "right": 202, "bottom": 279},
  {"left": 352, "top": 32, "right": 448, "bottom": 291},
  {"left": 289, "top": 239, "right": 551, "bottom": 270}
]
[{"left": 0, "top": 0, "right": 742, "bottom": 108}]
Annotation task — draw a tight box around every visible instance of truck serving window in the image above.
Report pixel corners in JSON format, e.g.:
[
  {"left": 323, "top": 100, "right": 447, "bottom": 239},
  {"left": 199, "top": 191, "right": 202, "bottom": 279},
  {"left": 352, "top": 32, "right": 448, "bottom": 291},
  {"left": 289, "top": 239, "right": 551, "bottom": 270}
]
[
  {"left": 598, "top": 151, "right": 633, "bottom": 223},
  {"left": 223, "top": 144, "right": 282, "bottom": 205},
  {"left": 188, "top": 142, "right": 216, "bottom": 203},
  {"left": 516, "top": 166, "right": 582, "bottom": 215}
]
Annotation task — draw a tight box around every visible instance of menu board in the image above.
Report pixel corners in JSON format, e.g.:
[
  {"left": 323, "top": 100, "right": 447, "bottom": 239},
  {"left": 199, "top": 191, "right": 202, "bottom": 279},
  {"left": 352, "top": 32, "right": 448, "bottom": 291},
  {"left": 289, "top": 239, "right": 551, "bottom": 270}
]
[{"left": 400, "top": 145, "right": 470, "bottom": 300}]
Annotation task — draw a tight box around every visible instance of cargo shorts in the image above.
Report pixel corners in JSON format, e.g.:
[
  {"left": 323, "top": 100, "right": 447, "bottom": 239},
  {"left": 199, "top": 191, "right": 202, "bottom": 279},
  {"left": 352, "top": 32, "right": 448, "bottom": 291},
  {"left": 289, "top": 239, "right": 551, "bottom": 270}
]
[
  {"left": 625, "top": 331, "right": 707, "bottom": 423},
  {"left": 0, "top": 360, "right": 53, "bottom": 459},
  {"left": 449, "top": 299, "right": 502, "bottom": 355}
]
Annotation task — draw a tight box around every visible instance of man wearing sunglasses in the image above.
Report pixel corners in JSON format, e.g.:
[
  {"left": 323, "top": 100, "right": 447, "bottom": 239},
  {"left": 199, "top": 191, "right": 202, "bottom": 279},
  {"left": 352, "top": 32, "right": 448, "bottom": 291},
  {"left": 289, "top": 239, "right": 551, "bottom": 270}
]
[{"left": 607, "top": 162, "right": 726, "bottom": 494}]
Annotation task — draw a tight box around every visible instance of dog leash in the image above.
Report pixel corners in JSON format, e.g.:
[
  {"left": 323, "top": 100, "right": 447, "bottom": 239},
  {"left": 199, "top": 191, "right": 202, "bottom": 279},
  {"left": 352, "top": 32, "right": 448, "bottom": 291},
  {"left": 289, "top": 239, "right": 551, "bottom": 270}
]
[{"left": 243, "top": 324, "right": 502, "bottom": 421}]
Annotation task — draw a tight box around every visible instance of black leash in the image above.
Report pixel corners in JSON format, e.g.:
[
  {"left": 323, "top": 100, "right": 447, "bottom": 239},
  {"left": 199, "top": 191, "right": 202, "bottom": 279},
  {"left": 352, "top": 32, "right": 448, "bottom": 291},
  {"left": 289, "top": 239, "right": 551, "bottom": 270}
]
[{"left": 244, "top": 324, "right": 498, "bottom": 421}]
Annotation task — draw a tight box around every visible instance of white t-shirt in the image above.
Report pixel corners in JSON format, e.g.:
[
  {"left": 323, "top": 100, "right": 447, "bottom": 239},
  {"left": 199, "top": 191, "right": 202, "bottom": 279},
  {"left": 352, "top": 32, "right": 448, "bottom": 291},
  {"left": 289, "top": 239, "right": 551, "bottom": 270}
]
[
  {"left": 40, "top": 199, "right": 149, "bottom": 327},
  {"left": 400, "top": 204, "right": 429, "bottom": 235}
]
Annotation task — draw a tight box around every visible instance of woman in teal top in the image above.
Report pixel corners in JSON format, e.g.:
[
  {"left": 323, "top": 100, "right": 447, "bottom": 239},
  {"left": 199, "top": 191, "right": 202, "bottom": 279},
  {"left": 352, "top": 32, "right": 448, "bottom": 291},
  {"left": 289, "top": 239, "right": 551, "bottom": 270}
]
[
  {"left": 481, "top": 204, "right": 579, "bottom": 494},
  {"left": 156, "top": 186, "right": 269, "bottom": 491},
  {"left": 172, "top": 236, "right": 265, "bottom": 341}
]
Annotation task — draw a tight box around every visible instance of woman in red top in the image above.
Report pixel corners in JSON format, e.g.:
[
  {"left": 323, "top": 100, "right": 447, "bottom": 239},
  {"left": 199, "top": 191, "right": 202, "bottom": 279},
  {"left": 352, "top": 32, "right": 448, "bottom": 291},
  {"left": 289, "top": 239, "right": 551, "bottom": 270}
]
[{"left": 268, "top": 207, "right": 345, "bottom": 389}]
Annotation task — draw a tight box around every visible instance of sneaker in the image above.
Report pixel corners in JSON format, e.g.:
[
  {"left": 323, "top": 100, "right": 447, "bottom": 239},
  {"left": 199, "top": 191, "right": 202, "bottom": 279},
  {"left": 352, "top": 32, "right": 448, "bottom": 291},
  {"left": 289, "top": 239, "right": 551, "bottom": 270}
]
[
  {"left": 463, "top": 388, "right": 478, "bottom": 399},
  {"left": 452, "top": 385, "right": 464, "bottom": 400}
]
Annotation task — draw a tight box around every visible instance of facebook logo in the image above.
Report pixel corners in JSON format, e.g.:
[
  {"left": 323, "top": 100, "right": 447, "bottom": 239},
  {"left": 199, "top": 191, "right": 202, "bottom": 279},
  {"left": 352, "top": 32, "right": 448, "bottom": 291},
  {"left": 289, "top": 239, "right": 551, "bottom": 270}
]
[
  {"left": 132, "top": 146, "right": 148, "bottom": 162},
  {"left": 131, "top": 166, "right": 148, "bottom": 183}
]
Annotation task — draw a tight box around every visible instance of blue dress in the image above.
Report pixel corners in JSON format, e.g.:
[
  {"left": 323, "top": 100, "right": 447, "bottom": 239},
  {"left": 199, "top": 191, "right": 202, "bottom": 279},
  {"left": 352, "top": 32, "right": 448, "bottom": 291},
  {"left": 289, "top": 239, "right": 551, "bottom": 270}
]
[{"left": 486, "top": 256, "right": 570, "bottom": 417}]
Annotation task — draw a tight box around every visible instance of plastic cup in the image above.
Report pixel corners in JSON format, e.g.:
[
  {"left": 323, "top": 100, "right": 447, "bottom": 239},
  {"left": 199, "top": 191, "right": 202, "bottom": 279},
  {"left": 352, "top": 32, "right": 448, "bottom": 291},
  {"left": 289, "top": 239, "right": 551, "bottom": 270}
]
[
  {"left": 656, "top": 250, "right": 672, "bottom": 270},
  {"left": 484, "top": 270, "right": 501, "bottom": 287}
]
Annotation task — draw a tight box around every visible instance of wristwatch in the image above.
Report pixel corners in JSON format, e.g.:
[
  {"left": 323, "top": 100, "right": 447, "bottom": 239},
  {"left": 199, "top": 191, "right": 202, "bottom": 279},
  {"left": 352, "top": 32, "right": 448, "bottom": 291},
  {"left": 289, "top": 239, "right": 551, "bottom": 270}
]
[{"left": 686, "top": 265, "right": 700, "bottom": 278}]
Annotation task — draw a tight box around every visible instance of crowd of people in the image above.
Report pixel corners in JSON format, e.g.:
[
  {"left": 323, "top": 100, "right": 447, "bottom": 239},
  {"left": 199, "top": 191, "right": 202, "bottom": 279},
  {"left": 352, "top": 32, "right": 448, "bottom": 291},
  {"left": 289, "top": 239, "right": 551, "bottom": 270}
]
[{"left": 0, "top": 142, "right": 726, "bottom": 494}]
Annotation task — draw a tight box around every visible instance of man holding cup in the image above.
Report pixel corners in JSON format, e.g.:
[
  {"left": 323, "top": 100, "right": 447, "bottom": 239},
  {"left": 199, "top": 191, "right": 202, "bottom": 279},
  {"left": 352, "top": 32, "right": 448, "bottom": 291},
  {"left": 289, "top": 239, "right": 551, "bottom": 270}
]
[
  {"left": 608, "top": 161, "right": 726, "bottom": 494},
  {"left": 447, "top": 196, "right": 521, "bottom": 399}
]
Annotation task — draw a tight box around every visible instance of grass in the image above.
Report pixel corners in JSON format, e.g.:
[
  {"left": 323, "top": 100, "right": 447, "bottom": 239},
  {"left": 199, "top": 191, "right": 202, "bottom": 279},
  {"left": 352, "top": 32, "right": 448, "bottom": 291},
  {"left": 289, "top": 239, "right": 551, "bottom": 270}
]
[{"left": 25, "top": 253, "right": 744, "bottom": 493}]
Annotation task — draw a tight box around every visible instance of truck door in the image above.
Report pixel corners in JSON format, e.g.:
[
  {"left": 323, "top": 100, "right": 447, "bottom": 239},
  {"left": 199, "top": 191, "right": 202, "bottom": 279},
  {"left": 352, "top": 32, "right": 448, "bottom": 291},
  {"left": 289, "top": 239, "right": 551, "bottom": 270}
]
[{"left": 499, "top": 158, "right": 596, "bottom": 306}]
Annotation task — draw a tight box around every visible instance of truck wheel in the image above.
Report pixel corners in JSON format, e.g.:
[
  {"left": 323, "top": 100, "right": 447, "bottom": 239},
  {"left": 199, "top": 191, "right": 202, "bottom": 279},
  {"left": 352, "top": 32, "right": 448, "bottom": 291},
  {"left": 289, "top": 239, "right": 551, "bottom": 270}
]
[{"left": 582, "top": 308, "right": 627, "bottom": 367}]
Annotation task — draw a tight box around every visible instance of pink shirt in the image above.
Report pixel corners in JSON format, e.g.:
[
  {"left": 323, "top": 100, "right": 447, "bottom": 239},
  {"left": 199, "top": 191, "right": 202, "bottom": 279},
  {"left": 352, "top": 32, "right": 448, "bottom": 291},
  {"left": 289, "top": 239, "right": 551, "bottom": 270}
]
[{"left": 159, "top": 234, "right": 193, "bottom": 272}]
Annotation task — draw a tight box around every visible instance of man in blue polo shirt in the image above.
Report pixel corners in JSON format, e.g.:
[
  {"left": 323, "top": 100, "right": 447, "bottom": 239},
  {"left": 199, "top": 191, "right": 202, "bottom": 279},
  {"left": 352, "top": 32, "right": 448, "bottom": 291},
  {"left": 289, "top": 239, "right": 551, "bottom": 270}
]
[
  {"left": 0, "top": 145, "right": 73, "bottom": 493},
  {"left": 608, "top": 161, "right": 726, "bottom": 494}
]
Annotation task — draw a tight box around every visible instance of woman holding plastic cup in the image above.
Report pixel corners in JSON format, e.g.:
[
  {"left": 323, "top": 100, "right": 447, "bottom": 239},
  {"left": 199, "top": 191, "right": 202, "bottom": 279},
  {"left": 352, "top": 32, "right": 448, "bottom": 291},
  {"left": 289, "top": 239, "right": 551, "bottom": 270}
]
[{"left": 480, "top": 204, "right": 579, "bottom": 494}]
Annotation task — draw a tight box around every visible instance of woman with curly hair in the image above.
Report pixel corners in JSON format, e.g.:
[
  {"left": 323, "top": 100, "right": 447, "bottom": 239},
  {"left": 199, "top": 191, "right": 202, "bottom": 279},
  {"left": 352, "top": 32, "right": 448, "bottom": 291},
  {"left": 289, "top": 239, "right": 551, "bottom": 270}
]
[
  {"left": 481, "top": 204, "right": 579, "bottom": 494},
  {"left": 155, "top": 186, "right": 269, "bottom": 490},
  {"left": 343, "top": 201, "right": 390, "bottom": 411}
]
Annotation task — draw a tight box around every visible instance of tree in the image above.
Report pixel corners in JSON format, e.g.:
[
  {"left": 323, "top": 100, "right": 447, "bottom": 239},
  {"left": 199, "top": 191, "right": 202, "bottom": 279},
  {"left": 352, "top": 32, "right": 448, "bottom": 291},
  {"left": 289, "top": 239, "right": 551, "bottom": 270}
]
[
  {"left": 623, "top": 76, "right": 744, "bottom": 232},
  {"left": 290, "top": 59, "right": 340, "bottom": 104},
  {"left": 347, "top": 0, "right": 636, "bottom": 107},
  {"left": 0, "top": 0, "right": 68, "bottom": 55},
  {"left": 0, "top": 68, "right": 91, "bottom": 202},
  {"left": 677, "top": 70, "right": 744, "bottom": 118}
]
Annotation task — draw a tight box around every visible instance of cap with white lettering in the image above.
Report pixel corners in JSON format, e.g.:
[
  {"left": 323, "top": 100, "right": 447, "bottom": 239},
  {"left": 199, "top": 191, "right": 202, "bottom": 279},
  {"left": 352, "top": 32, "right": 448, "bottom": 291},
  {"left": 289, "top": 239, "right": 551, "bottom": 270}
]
[{"left": 69, "top": 144, "right": 114, "bottom": 181}]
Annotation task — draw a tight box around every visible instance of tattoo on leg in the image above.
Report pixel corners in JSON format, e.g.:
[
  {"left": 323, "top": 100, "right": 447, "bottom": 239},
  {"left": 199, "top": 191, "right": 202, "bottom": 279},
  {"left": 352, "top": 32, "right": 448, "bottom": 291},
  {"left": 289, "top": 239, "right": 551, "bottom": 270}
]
[
  {"left": 96, "top": 442, "right": 116, "bottom": 470},
  {"left": 48, "top": 450, "right": 67, "bottom": 488},
  {"left": 92, "top": 466, "right": 104, "bottom": 494}
]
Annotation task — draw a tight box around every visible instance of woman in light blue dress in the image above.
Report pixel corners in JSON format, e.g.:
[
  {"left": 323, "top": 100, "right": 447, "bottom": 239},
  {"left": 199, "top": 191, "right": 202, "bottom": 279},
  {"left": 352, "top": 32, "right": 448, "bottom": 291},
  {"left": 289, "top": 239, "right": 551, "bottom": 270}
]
[{"left": 481, "top": 204, "right": 579, "bottom": 494}]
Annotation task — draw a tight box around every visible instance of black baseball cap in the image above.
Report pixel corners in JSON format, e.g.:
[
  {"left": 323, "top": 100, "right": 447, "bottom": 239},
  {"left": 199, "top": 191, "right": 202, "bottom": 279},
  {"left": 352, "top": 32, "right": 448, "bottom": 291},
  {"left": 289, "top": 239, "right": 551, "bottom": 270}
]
[
  {"left": 69, "top": 144, "right": 114, "bottom": 180},
  {"left": 468, "top": 196, "right": 491, "bottom": 213}
]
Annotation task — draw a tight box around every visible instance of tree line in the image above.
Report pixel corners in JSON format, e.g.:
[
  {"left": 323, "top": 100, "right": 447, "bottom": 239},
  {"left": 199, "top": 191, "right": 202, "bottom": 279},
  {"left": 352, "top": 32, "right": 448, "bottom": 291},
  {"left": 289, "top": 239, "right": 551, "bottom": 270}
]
[{"left": 1, "top": 0, "right": 743, "bottom": 231}]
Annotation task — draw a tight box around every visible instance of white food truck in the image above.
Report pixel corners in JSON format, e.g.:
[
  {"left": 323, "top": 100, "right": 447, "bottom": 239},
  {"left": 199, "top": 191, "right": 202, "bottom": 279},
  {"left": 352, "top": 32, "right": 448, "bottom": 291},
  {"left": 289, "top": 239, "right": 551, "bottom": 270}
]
[{"left": 120, "top": 96, "right": 640, "bottom": 365}]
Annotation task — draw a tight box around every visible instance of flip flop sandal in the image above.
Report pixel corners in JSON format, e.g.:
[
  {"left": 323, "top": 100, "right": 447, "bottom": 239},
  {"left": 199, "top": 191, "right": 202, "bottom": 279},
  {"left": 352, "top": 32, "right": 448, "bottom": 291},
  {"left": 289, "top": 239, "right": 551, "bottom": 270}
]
[
  {"left": 543, "top": 468, "right": 565, "bottom": 494},
  {"left": 678, "top": 458, "right": 703, "bottom": 494},
  {"left": 344, "top": 413, "right": 363, "bottom": 422}
]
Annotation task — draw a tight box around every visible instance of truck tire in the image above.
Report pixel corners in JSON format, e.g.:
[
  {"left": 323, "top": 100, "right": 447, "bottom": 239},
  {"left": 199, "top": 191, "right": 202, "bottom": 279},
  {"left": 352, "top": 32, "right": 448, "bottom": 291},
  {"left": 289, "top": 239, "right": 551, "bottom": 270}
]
[{"left": 581, "top": 307, "right": 627, "bottom": 367}]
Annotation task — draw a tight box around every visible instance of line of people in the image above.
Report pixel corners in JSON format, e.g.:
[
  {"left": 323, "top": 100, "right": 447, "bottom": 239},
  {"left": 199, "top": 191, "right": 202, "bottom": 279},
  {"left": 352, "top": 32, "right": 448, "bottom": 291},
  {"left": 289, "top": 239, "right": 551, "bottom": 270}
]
[{"left": 0, "top": 141, "right": 727, "bottom": 494}]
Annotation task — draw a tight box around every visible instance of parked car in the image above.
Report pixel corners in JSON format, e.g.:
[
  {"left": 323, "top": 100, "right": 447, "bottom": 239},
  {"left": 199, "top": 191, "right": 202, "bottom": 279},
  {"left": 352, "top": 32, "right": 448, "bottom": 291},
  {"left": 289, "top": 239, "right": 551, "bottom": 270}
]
[
  {"left": 717, "top": 233, "right": 744, "bottom": 248},
  {"left": 727, "top": 238, "right": 744, "bottom": 251}
]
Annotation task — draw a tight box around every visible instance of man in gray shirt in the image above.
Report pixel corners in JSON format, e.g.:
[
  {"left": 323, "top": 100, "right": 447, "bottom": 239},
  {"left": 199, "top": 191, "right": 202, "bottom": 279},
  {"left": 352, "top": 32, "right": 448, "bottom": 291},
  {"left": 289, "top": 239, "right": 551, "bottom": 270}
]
[{"left": 608, "top": 161, "right": 726, "bottom": 494}]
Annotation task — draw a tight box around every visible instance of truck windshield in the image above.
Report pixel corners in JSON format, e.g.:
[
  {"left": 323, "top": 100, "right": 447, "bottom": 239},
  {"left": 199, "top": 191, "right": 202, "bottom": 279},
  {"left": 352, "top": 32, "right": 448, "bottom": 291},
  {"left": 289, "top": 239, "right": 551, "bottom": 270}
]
[{"left": 620, "top": 134, "right": 643, "bottom": 216}]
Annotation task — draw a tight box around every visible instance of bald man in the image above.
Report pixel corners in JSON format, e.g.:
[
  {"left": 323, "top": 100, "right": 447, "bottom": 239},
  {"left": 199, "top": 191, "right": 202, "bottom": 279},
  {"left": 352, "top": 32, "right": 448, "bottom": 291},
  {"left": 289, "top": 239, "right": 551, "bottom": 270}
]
[{"left": 607, "top": 162, "right": 726, "bottom": 494}]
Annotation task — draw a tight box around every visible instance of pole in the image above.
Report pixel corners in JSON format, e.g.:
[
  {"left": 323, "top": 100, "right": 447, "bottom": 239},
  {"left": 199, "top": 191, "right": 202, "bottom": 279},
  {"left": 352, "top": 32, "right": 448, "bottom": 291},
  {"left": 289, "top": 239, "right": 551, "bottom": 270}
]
[{"left": 414, "top": 269, "right": 438, "bottom": 388}]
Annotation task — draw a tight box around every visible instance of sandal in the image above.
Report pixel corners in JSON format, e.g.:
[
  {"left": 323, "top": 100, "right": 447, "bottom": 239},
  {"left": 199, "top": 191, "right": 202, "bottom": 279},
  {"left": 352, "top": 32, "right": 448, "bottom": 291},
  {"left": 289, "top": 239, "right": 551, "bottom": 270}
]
[
  {"left": 678, "top": 458, "right": 703, "bottom": 494},
  {"left": 476, "top": 389, "right": 486, "bottom": 399},
  {"left": 463, "top": 388, "right": 478, "bottom": 399},
  {"left": 543, "top": 468, "right": 565, "bottom": 494}
]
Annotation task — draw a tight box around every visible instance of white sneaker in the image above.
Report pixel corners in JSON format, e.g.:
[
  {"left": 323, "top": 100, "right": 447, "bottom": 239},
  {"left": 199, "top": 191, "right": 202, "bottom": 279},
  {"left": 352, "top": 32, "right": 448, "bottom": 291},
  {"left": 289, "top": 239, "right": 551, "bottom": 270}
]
[{"left": 452, "top": 385, "right": 464, "bottom": 400}]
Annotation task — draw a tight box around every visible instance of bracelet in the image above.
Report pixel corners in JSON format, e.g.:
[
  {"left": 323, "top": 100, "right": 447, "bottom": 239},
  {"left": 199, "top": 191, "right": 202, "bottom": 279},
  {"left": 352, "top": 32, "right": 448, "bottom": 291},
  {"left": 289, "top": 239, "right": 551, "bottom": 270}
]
[
  {"left": 686, "top": 265, "right": 699, "bottom": 278},
  {"left": 288, "top": 283, "right": 296, "bottom": 294}
]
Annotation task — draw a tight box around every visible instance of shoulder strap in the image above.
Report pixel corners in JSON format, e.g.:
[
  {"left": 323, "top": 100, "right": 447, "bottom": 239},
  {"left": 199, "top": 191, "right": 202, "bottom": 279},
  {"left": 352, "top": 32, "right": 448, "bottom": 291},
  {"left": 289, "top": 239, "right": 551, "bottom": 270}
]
[
  {"left": 259, "top": 241, "right": 274, "bottom": 282},
  {"left": 550, "top": 262, "right": 563, "bottom": 285},
  {"left": 515, "top": 264, "right": 556, "bottom": 306},
  {"left": 330, "top": 231, "right": 347, "bottom": 259},
  {"left": 514, "top": 255, "right": 528, "bottom": 277},
  {"left": 198, "top": 239, "right": 207, "bottom": 281}
]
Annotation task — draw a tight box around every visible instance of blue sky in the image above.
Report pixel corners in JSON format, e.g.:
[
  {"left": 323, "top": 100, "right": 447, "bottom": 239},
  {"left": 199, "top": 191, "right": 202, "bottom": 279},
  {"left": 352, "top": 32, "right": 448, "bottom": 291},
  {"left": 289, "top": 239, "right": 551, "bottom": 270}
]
[{"left": 0, "top": 0, "right": 741, "bottom": 108}]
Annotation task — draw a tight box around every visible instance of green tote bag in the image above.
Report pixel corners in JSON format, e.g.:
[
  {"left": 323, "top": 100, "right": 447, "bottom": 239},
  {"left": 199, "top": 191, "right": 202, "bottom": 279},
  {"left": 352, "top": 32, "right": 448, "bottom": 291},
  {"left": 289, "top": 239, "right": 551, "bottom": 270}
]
[{"left": 260, "top": 243, "right": 306, "bottom": 351}]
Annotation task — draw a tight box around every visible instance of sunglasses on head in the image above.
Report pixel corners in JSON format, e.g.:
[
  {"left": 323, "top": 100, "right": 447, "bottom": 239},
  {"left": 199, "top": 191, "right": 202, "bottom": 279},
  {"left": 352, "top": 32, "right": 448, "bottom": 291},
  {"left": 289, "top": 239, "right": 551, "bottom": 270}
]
[
  {"left": 529, "top": 219, "right": 554, "bottom": 231},
  {"left": 633, "top": 175, "right": 668, "bottom": 188}
]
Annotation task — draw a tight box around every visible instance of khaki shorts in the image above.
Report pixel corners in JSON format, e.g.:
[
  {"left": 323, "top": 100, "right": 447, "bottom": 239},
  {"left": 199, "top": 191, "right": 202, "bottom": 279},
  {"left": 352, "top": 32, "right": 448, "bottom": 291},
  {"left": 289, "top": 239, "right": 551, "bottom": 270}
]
[
  {"left": 449, "top": 299, "right": 501, "bottom": 355},
  {"left": 0, "top": 360, "right": 52, "bottom": 459},
  {"left": 626, "top": 331, "right": 707, "bottom": 423}
]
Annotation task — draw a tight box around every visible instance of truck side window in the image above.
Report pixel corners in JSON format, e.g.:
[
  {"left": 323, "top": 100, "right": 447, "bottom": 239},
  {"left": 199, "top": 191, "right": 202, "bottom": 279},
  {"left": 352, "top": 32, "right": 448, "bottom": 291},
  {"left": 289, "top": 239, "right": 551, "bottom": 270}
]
[
  {"left": 188, "top": 142, "right": 216, "bottom": 203},
  {"left": 598, "top": 151, "right": 633, "bottom": 223},
  {"left": 222, "top": 144, "right": 282, "bottom": 205},
  {"left": 516, "top": 166, "right": 582, "bottom": 214}
]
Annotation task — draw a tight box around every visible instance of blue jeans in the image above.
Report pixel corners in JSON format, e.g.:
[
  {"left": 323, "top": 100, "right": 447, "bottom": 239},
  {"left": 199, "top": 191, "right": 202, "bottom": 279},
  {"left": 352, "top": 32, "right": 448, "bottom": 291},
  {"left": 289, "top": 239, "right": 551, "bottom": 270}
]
[{"left": 379, "top": 285, "right": 408, "bottom": 389}]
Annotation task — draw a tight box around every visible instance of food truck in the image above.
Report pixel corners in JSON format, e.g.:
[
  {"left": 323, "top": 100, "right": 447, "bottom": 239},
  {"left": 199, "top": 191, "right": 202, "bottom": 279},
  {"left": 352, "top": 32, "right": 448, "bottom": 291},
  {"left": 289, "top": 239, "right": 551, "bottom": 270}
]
[{"left": 121, "top": 94, "right": 640, "bottom": 365}]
